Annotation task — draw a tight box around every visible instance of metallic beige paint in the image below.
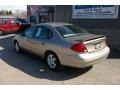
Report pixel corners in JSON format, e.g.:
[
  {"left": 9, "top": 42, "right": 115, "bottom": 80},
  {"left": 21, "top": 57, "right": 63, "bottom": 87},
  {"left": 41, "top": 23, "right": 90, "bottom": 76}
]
[{"left": 13, "top": 22, "right": 110, "bottom": 68}]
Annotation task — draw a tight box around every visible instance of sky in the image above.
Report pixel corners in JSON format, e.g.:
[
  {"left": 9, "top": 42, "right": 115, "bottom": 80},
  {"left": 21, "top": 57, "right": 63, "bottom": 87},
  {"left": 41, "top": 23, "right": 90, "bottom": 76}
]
[{"left": 0, "top": 5, "right": 27, "bottom": 11}]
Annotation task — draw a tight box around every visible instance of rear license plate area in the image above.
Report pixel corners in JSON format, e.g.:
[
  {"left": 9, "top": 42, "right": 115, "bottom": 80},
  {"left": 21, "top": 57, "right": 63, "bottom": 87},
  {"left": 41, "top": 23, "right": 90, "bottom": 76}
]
[{"left": 95, "top": 43, "right": 101, "bottom": 49}]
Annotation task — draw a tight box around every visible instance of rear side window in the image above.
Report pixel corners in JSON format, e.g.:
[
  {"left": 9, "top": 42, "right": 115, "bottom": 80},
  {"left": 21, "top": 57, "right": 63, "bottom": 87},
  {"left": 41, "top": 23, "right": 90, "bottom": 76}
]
[{"left": 35, "top": 26, "right": 53, "bottom": 39}]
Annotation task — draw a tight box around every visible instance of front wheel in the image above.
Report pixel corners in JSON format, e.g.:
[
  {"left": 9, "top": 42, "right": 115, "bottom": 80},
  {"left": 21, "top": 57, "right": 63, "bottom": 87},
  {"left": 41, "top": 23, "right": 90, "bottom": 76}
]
[{"left": 45, "top": 52, "right": 61, "bottom": 71}]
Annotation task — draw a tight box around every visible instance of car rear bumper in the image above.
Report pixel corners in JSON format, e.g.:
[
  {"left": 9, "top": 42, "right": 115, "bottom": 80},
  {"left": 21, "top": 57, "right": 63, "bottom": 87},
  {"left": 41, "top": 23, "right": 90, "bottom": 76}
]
[{"left": 58, "top": 46, "right": 110, "bottom": 68}]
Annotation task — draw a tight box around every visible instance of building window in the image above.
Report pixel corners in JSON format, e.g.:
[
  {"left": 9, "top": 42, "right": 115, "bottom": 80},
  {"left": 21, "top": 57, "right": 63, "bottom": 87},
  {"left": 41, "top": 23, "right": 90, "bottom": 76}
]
[{"left": 30, "top": 16, "right": 36, "bottom": 23}]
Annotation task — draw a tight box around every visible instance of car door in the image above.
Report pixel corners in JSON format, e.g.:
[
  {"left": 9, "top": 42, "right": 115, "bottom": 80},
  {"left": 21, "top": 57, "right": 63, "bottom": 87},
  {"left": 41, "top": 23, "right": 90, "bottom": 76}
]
[
  {"left": 18, "top": 26, "right": 37, "bottom": 51},
  {"left": 30, "top": 26, "right": 53, "bottom": 57}
]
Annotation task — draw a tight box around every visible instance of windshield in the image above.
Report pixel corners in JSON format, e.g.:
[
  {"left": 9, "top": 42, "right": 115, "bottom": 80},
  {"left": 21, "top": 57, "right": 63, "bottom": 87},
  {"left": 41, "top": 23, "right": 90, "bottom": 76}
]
[{"left": 55, "top": 25, "right": 89, "bottom": 38}]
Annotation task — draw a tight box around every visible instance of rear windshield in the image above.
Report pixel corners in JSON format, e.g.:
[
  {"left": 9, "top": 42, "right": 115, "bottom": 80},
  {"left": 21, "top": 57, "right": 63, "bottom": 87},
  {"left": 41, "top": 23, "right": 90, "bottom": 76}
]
[
  {"left": 13, "top": 19, "right": 20, "bottom": 23},
  {"left": 55, "top": 25, "right": 89, "bottom": 38},
  {"left": 16, "top": 19, "right": 27, "bottom": 23}
]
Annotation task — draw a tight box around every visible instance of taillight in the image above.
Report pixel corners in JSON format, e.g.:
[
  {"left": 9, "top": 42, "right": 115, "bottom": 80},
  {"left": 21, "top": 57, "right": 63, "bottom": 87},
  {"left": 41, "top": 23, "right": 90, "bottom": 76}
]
[{"left": 71, "top": 43, "right": 88, "bottom": 53}]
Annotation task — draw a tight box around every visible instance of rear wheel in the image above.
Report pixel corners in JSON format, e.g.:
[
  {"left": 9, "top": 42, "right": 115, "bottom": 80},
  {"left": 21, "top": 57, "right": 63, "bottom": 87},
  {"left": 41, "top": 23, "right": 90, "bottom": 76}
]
[
  {"left": 45, "top": 52, "right": 61, "bottom": 71},
  {"left": 14, "top": 41, "right": 21, "bottom": 53}
]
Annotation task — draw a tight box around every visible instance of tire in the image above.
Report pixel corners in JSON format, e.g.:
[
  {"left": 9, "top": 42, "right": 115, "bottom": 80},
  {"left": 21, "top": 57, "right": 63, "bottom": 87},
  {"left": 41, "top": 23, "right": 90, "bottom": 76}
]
[
  {"left": 14, "top": 41, "right": 21, "bottom": 53},
  {"left": 45, "top": 52, "right": 61, "bottom": 71},
  {"left": 0, "top": 30, "right": 3, "bottom": 35}
]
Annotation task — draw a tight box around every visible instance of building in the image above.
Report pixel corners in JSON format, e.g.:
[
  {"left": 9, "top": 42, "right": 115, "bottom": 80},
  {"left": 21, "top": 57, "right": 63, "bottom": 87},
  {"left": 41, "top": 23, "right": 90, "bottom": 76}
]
[
  {"left": 27, "top": 5, "right": 120, "bottom": 50},
  {"left": 27, "top": 5, "right": 55, "bottom": 24}
]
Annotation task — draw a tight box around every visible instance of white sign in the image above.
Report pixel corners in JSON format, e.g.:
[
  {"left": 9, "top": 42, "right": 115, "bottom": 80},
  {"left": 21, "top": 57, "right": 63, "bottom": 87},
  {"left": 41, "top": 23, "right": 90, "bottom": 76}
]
[{"left": 72, "top": 5, "right": 119, "bottom": 19}]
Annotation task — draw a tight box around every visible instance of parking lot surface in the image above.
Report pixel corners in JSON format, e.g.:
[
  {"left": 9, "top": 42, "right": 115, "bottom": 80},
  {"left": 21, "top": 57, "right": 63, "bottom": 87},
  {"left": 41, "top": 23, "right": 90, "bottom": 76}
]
[{"left": 0, "top": 34, "right": 120, "bottom": 85}]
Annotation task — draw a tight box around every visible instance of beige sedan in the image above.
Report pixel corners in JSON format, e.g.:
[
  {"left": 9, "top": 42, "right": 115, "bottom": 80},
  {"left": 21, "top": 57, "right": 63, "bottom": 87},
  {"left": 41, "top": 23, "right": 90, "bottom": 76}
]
[{"left": 13, "top": 22, "right": 110, "bottom": 71}]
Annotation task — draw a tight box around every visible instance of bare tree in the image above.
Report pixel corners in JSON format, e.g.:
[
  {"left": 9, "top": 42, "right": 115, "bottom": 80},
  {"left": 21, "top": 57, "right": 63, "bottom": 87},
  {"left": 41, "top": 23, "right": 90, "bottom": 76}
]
[
  {"left": 0, "top": 10, "right": 13, "bottom": 15},
  {"left": 13, "top": 10, "right": 27, "bottom": 18},
  {"left": 8, "top": 10, "right": 13, "bottom": 15}
]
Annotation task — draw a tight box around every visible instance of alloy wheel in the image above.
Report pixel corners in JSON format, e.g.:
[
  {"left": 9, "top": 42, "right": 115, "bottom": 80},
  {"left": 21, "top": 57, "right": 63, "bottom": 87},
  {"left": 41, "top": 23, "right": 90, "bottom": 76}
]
[{"left": 47, "top": 54, "right": 57, "bottom": 69}]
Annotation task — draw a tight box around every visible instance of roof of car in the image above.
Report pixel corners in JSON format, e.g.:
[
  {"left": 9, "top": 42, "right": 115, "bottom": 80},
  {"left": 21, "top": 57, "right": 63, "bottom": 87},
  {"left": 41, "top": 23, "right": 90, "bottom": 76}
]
[{"left": 37, "top": 22, "right": 72, "bottom": 27}]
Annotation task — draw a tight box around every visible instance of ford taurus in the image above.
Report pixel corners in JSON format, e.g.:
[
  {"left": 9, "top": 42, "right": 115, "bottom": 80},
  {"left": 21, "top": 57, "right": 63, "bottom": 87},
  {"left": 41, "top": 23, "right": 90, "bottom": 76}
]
[{"left": 13, "top": 22, "right": 110, "bottom": 70}]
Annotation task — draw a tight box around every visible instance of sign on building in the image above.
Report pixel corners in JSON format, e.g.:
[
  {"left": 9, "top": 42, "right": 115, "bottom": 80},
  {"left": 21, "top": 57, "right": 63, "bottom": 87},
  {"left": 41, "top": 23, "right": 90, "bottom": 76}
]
[{"left": 72, "top": 5, "right": 119, "bottom": 19}]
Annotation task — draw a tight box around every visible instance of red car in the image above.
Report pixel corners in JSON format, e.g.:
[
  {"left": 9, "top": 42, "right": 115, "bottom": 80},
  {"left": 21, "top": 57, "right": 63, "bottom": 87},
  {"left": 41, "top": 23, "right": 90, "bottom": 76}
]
[{"left": 0, "top": 16, "right": 31, "bottom": 35}]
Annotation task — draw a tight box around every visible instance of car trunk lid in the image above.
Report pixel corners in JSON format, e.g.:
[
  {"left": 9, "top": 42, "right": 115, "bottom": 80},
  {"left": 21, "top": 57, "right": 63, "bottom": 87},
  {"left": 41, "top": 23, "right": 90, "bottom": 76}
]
[{"left": 66, "top": 34, "right": 106, "bottom": 53}]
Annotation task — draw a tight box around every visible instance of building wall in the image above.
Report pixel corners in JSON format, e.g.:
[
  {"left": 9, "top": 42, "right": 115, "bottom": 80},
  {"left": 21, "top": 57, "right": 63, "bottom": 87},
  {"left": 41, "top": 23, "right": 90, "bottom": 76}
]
[
  {"left": 55, "top": 5, "right": 120, "bottom": 50},
  {"left": 54, "top": 5, "right": 72, "bottom": 23}
]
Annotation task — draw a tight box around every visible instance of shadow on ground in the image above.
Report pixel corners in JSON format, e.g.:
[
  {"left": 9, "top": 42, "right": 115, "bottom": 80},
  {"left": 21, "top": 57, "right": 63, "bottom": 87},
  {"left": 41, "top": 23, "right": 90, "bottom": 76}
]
[
  {"left": 0, "top": 36, "right": 92, "bottom": 81},
  {"left": 108, "top": 48, "right": 120, "bottom": 59}
]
